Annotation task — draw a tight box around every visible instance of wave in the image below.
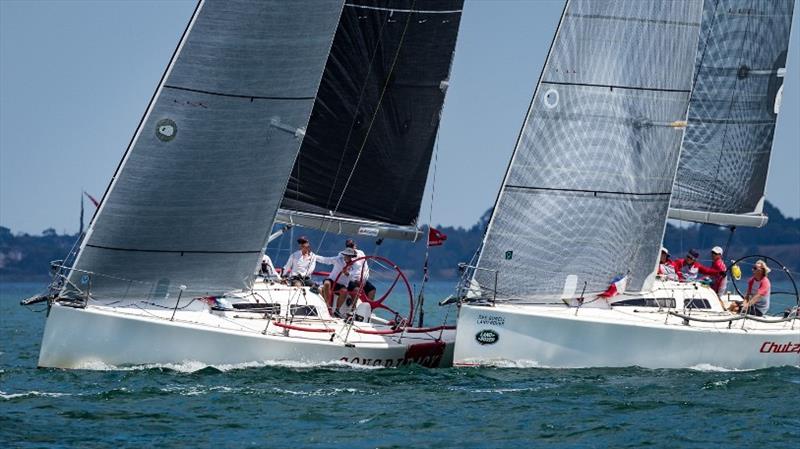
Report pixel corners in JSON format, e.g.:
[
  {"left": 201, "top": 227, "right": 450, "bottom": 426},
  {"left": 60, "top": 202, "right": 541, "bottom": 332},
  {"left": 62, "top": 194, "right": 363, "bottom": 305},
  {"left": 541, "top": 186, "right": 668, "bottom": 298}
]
[
  {"left": 0, "top": 390, "right": 71, "bottom": 400},
  {"left": 72, "top": 358, "right": 385, "bottom": 373}
]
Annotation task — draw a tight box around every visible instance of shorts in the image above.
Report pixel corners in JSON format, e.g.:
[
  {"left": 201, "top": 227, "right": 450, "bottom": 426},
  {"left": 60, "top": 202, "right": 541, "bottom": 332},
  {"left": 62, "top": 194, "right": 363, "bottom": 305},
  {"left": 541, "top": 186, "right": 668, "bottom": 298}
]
[
  {"left": 288, "top": 275, "right": 314, "bottom": 287},
  {"left": 326, "top": 279, "right": 376, "bottom": 295},
  {"left": 744, "top": 306, "right": 764, "bottom": 317}
]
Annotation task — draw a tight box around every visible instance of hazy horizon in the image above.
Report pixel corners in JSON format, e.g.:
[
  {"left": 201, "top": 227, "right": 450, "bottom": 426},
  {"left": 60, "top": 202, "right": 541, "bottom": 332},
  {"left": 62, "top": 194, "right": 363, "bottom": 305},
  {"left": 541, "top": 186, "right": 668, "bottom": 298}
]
[{"left": 2, "top": 0, "right": 798, "bottom": 235}]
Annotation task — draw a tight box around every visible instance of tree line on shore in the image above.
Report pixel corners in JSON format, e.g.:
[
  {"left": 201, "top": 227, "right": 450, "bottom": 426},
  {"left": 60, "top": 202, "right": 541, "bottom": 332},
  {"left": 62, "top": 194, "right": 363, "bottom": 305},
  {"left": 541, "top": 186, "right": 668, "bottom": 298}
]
[{"left": 2, "top": 201, "right": 798, "bottom": 283}]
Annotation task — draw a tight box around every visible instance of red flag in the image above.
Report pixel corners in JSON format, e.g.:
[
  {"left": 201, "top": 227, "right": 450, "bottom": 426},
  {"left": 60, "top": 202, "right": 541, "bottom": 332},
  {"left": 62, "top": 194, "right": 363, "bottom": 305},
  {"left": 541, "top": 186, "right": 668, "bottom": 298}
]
[
  {"left": 84, "top": 191, "right": 100, "bottom": 207},
  {"left": 427, "top": 227, "right": 447, "bottom": 247}
]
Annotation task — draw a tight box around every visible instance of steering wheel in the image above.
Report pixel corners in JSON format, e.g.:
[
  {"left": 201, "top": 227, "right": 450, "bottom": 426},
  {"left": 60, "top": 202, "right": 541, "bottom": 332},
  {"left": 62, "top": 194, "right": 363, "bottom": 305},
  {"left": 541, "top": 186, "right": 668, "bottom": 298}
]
[{"left": 329, "top": 255, "right": 414, "bottom": 325}]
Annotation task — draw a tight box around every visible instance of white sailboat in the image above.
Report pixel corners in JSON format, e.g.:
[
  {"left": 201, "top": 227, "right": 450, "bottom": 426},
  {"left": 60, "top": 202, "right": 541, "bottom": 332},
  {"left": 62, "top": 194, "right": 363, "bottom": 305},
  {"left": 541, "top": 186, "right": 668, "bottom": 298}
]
[
  {"left": 452, "top": 0, "right": 799, "bottom": 369},
  {"left": 32, "top": 0, "right": 464, "bottom": 369}
]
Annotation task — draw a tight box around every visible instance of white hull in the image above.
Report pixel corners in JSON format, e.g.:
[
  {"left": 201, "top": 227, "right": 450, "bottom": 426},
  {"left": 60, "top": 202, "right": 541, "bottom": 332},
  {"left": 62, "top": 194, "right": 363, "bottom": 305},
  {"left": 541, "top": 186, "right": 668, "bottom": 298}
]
[
  {"left": 39, "top": 283, "right": 454, "bottom": 370},
  {"left": 454, "top": 281, "right": 800, "bottom": 369}
]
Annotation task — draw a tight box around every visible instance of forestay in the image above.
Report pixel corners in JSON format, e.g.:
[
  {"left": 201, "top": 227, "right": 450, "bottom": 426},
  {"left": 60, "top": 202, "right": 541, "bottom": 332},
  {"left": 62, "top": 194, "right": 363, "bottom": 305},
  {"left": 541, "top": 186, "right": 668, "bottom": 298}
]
[
  {"left": 278, "top": 0, "right": 463, "bottom": 241},
  {"left": 669, "top": 0, "right": 795, "bottom": 228},
  {"left": 64, "top": 0, "right": 344, "bottom": 301},
  {"left": 473, "top": 0, "right": 704, "bottom": 300}
]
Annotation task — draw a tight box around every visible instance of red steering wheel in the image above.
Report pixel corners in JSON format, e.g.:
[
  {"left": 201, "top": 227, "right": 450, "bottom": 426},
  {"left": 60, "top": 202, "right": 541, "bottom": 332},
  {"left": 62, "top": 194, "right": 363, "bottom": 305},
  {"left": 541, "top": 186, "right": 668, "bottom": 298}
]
[{"left": 329, "top": 255, "right": 414, "bottom": 325}]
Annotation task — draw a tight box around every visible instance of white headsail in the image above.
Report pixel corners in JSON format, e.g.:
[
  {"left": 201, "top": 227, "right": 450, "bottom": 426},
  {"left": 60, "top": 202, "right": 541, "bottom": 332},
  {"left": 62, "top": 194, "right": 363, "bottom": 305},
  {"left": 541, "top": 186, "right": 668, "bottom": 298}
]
[{"left": 473, "top": 0, "right": 704, "bottom": 300}]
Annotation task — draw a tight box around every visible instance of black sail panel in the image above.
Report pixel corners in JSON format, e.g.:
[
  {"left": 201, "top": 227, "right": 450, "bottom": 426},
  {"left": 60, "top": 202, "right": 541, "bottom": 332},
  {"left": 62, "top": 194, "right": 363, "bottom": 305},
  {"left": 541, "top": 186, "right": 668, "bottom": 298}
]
[
  {"left": 670, "top": 0, "right": 795, "bottom": 227},
  {"left": 281, "top": 0, "right": 464, "bottom": 227}
]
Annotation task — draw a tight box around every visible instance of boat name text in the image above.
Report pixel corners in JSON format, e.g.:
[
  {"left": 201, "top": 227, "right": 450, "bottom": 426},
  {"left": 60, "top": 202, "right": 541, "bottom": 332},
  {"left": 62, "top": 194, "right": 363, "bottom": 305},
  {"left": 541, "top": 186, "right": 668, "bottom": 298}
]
[{"left": 759, "top": 341, "right": 800, "bottom": 354}]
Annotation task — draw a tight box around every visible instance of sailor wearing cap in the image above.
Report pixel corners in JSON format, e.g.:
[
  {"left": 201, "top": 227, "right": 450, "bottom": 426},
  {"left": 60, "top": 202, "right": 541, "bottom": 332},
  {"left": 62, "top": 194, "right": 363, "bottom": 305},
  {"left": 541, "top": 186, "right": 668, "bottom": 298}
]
[
  {"left": 657, "top": 247, "right": 678, "bottom": 281},
  {"left": 673, "top": 249, "right": 702, "bottom": 281},
  {"left": 701, "top": 246, "right": 727, "bottom": 295},
  {"left": 282, "top": 236, "right": 317, "bottom": 287},
  {"left": 317, "top": 244, "right": 377, "bottom": 316},
  {"left": 344, "top": 239, "right": 375, "bottom": 300}
]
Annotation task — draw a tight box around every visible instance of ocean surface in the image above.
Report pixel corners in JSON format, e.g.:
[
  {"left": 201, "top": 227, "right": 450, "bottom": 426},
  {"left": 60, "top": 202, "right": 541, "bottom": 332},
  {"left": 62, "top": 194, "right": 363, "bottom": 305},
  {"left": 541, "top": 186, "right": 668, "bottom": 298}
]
[{"left": 2, "top": 281, "right": 799, "bottom": 449}]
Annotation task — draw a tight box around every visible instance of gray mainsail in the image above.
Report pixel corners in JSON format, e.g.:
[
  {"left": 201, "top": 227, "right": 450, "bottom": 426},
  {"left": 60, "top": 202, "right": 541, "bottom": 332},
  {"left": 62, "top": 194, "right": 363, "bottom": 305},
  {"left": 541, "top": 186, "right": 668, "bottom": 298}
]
[
  {"left": 473, "top": 0, "right": 703, "bottom": 300},
  {"left": 277, "top": 0, "right": 464, "bottom": 241},
  {"left": 63, "top": 0, "right": 344, "bottom": 301},
  {"left": 669, "top": 0, "right": 795, "bottom": 228}
]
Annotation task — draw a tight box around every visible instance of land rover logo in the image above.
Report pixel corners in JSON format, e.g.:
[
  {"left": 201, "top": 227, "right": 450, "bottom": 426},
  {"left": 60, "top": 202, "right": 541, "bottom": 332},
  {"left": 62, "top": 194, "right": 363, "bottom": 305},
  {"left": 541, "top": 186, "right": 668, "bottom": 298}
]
[
  {"left": 155, "top": 118, "right": 177, "bottom": 142},
  {"left": 475, "top": 329, "right": 499, "bottom": 345}
]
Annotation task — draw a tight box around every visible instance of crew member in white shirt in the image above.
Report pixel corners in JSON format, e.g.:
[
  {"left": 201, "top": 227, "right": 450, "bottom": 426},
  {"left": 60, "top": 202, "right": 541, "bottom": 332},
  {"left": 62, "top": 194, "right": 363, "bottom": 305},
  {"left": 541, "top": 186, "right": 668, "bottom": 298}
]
[
  {"left": 259, "top": 253, "right": 279, "bottom": 281},
  {"left": 345, "top": 239, "right": 375, "bottom": 300},
  {"left": 282, "top": 236, "right": 316, "bottom": 287}
]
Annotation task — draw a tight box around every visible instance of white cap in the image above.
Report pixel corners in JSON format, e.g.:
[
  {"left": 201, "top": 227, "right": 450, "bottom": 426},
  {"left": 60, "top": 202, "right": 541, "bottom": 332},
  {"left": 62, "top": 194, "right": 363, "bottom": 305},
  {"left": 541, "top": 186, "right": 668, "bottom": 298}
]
[
  {"left": 711, "top": 246, "right": 723, "bottom": 255},
  {"left": 661, "top": 246, "right": 669, "bottom": 255}
]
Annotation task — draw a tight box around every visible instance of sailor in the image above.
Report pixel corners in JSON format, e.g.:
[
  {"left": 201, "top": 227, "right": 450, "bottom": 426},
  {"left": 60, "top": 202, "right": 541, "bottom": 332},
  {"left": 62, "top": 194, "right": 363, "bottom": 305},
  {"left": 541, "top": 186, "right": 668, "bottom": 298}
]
[
  {"left": 700, "top": 246, "right": 727, "bottom": 295},
  {"left": 730, "top": 260, "right": 771, "bottom": 316},
  {"left": 673, "top": 249, "right": 701, "bottom": 281},
  {"left": 317, "top": 247, "right": 359, "bottom": 316},
  {"left": 282, "top": 236, "right": 317, "bottom": 287},
  {"left": 657, "top": 247, "right": 678, "bottom": 281},
  {"left": 259, "top": 253, "right": 279, "bottom": 281},
  {"left": 344, "top": 239, "right": 376, "bottom": 300}
]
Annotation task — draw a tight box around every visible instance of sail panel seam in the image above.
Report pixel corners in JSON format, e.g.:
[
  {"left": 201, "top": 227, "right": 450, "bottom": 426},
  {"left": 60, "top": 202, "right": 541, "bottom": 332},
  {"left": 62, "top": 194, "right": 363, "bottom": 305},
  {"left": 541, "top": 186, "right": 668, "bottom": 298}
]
[
  {"left": 542, "top": 81, "right": 690, "bottom": 94},
  {"left": 163, "top": 85, "right": 315, "bottom": 101},
  {"left": 566, "top": 12, "right": 700, "bottom": 27},
  {"left": 86, "top": 244, "right": 261, "bottom": 254},
  {"left": 505, "top": 185, "right": 671, "bottom": 197},
  {"left": 345, "top": 4, "right": 461, "bottom": 14}
]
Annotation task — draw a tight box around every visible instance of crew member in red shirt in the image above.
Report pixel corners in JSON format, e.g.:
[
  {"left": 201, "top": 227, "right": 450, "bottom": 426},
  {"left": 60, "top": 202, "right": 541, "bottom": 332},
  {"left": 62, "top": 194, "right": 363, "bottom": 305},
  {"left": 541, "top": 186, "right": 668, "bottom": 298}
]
[
  {"left": 698, "top": 246, "right": 727, "bottom": 295},
  {"left": 673, "top": 249, "right": 701, "bottom": 281}
]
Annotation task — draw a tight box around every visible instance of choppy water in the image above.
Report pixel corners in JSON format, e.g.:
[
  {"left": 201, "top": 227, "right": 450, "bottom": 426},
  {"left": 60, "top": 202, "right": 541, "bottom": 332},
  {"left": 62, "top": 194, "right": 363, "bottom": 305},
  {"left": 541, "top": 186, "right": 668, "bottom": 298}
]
[{"left": 3, "top": 282, "right": 799, "bottom": 448}]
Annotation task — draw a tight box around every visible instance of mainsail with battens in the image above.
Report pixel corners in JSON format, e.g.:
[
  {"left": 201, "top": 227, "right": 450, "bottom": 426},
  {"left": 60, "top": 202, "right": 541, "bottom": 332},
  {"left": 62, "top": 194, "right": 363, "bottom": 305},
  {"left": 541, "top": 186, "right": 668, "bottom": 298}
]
[
  {"left": 63, "top": 0, "right": 344, "bottom": 301},
  {"left": 669, "top": 0, "right": 795, "bottom": 228},
  {"left": 472, "top": 0, "right": 704, "bottom": 300},
  {"left": 277, "top": 0, "right": 463, "bottom": 241}
]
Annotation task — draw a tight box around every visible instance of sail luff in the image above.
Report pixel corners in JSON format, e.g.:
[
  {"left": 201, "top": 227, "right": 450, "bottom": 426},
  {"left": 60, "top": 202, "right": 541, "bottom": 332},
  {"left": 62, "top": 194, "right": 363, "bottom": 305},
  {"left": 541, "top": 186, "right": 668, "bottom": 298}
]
[
  {"left": 474, "top": 0, "right": 572, "bottom": 281},
  {"left": 79, "top": 0, "right": 204, "bottom": 251}
]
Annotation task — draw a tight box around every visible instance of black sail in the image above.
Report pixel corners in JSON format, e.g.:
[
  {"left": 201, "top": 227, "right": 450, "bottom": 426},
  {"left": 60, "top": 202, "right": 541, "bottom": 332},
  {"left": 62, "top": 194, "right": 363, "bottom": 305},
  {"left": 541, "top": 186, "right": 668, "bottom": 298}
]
[
  {"left": 669, "top": 0, "right": 795, "bottom": 227},
  {"left": 279, "top": 0, "right": 463, "bottom": 239}
]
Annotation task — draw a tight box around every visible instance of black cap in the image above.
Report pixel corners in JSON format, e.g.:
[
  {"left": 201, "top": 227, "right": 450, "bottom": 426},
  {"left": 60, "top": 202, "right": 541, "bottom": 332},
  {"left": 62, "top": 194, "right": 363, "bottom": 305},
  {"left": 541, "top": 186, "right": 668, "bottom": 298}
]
[
  {"left": 297, "top": 236, "right": 309, "bottom": 244},
  {"left": 345, "top": 239, "right": 356, "bottom": 248},
  {"left": 687, "top": 249, "right": 699, "bottom": 259}
]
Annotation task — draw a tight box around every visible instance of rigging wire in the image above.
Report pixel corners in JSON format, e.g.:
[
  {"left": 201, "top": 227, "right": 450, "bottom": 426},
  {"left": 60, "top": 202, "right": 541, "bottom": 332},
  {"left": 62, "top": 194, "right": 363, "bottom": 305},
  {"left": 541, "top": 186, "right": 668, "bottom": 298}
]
[{"left": 318, "top": 2, "right": 417, "bottom": 249}]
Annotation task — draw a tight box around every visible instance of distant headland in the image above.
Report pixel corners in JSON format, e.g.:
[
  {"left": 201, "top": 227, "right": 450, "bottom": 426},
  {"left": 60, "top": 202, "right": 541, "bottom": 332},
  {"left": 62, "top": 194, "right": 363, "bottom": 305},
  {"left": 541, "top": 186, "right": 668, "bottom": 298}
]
[{"left": 2, "top": 201, "right": 798, "bottom": 283}]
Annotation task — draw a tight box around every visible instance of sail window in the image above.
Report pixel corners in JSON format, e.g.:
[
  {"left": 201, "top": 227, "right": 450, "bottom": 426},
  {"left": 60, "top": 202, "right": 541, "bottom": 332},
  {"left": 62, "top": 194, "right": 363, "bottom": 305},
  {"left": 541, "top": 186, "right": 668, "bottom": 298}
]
[
  {"left": 684, "top": 298, "right": 711, "bottom": 310},
  {"left": 612, "top": 298, "right": 676, "bottom": 308},
  {"left": 290, "top": 305, "right": 318, "bottom": 317}
]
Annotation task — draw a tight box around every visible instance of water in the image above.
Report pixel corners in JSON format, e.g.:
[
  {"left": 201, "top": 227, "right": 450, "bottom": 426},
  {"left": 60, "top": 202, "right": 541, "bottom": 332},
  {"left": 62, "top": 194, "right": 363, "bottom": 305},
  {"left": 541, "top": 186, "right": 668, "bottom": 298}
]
[{"left": 2, "top": 282, "right": 799, "bottom": 449}]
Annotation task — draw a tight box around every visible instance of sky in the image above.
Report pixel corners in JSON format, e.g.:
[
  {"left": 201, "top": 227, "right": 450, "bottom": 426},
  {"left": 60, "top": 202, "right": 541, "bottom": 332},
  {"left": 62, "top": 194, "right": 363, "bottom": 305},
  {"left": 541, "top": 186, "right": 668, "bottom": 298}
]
[{"left": 1, "top": 0, "right": 798, "bottom": 235}]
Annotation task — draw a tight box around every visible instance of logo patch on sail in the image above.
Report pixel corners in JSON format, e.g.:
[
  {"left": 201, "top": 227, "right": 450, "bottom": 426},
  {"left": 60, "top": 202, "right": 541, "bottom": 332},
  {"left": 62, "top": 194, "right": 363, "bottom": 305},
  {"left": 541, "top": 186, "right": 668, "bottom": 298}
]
[
  {"left": 475, "top": 329, "right": 499, "bottom": 345},
  {"left": 155, "top": 118, "right": 177, "bottom": 142}
]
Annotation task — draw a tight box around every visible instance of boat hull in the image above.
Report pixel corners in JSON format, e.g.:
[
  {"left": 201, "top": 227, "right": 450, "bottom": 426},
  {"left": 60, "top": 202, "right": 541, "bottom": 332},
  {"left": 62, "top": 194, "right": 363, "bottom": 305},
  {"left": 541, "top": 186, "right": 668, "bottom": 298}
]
[
  {"left": 39, "top": 303, "right": 454, "bottom": 369},
  {"left": 454, "top": 303, "right": 800, "bottom": 369}
]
